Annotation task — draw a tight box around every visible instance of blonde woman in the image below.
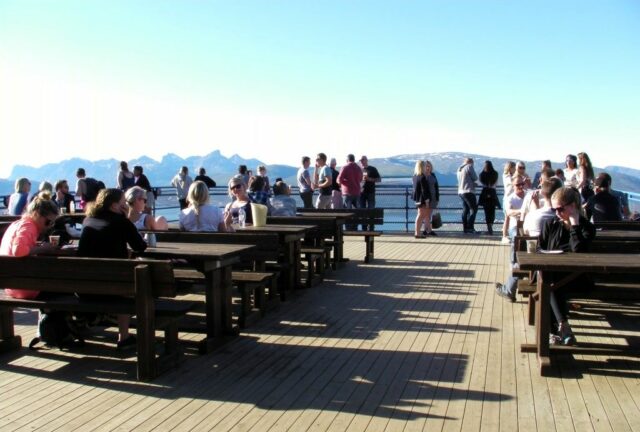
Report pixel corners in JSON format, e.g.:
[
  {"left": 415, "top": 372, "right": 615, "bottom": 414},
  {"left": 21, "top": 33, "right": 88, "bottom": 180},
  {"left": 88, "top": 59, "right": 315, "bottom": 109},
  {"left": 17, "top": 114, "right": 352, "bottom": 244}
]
[
  {"left": 7, "top": 177, "right": 32, "bottom": 215},
  {"left": 125, "top": 186, "right": 168, "bottom": 231},
  {"left": 411, "top": 161, "right": 430, "bottom": 238},
  {"left": 500, "top": 162, "right": 516, "bottom": 244},
  {"left": 180, "top": 181, "right": 231, "bottom": 232}
]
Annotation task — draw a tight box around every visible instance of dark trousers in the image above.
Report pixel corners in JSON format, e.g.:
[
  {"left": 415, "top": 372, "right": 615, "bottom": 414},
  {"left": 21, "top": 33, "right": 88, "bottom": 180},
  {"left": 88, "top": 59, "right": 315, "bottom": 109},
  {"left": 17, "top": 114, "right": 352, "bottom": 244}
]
[
  {"left": 459, "top": 192, "right": 478, "bottom": 232},
  {"left": 178, "top": 198, "right": 188, "bottom": 210},
  {"left": 358, "top": 192, "right": 376, "bottom": 231},
  {"left": 344, "top": 194, "right": 359, "bottom": 230},
  {"left": 300, "top": 191, "right": 314, "bottom": 209},
  {"left": 483, "top": 205, "right": 496, "bottom": 234}
]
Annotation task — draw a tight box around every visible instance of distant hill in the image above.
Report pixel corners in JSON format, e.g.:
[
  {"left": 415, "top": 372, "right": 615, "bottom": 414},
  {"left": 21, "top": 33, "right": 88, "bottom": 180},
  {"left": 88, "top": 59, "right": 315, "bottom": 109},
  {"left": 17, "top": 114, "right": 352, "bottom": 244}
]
[{"left": 2, "top": 151, "right": 638, "bottom": 195}]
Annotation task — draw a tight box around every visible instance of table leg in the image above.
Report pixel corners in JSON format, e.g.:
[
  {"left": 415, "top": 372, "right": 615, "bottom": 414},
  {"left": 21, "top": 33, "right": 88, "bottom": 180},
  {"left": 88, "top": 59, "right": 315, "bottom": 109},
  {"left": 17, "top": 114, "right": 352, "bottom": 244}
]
[{"left": 536, "top": 271, "right": 551, "bottom": 373}]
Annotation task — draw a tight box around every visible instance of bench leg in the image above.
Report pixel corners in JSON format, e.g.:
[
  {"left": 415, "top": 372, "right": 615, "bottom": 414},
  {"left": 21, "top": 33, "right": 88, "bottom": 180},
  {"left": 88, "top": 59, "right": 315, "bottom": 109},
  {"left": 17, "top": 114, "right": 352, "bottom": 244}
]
[
  {"left": 364, "top": 237, "right": 374, "bottom": 263},
  {"left": 0, "top": 307, "right": 21, "bottom": 353}
]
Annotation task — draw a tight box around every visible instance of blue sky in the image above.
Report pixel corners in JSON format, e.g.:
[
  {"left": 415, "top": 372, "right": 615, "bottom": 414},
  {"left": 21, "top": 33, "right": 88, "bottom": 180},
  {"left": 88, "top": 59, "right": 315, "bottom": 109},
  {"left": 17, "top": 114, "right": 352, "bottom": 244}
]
[{"left": 1, "top": 0, "right": 639, "bottom": 177}]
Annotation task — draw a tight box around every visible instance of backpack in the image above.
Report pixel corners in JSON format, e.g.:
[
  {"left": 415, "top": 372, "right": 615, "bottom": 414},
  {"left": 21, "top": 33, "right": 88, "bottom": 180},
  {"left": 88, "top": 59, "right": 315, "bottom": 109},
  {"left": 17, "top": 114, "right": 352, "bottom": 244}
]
[
  {"left": 83, "top": 177, "right": 106, "bottom": 202},
  {"left": 29, "top": 311, "right": 85, "bottom": 350}
]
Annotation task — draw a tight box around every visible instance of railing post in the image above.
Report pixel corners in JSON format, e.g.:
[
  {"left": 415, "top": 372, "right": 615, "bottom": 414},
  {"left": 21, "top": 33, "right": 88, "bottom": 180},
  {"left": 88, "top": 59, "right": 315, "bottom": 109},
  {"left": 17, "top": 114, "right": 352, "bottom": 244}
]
[{"left": 405, "top": 187, "right": 409, "bottom": 233}]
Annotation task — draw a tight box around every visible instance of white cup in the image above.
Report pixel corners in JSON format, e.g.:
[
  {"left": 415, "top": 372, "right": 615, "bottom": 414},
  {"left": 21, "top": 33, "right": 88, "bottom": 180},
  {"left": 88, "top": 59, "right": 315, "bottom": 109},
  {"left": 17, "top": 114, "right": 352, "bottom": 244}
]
[
  {"left": 49, "top": 235, "right": 61, "bottom": 247},
  {"left": 526, "top": 240, "right": 537, "bottom": 253}
]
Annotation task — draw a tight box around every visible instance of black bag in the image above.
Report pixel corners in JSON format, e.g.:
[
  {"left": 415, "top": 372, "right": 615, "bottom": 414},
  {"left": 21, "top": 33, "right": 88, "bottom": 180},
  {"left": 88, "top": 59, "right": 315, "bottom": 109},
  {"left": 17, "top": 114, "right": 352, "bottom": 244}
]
[
  {"left": 83, "top": 177, "right": 106, "bottom": 202},
  {"left": 29, "top": 311, "right": 84, "bottom": 350},
  {"left": 431, "top": 211, "right": 442, "bottom": 229}
]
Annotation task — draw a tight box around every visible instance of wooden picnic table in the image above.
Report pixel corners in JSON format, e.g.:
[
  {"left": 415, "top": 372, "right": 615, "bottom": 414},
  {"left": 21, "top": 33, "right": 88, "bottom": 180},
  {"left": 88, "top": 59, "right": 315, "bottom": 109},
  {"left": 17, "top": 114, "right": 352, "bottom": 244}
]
[
  {"left": 295, "top": 212, "right": 354, "bottom": 265},
  {"left": 516, "top": 251, "right": 640, "bottom": 375},
  {"left": 138, "top": 241, "right": 254, "bottom": 353},
  {"left": 236, "top": 224, "right": 313, "bottom": 292}
]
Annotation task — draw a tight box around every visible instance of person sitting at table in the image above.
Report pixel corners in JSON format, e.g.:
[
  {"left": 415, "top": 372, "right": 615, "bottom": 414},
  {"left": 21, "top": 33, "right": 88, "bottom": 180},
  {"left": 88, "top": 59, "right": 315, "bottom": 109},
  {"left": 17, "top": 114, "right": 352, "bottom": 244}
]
[
  {"left": 125, "top": 186, "right": 169, "bottom": 231},
  {"left": 78, "top": 188, "right": 147, "bottom": 350},
  {"left": 225, "top": 176, "right": 254, "bottom": 225},
  {"left": 7, "top": 177, "right": 32, "bottom": 216},
  {"left": 269, "top": 181, "right": 297, "bottom": 216},
  {"left": 29, "top": 181, "right": 53, "bottom": 203},
  {"left": 179, "top": 181, "right": 232, "bottom": 232},
  {"left": 53, "top": 179, "right": 74, "bottom": 213},
  {"left": 495, "top": 178, "right": 562, "bottom": 302},
  {"left": 247, "top": 175, "right": 270, "bottom": 206},
  {"left": 584, "top": 174, "right": 623, "bottom": 222},
  {"left": 540, "top": 186, "right": 595, "bottom": 346},
  {"left": 1, "top": 195, "right": 60, "bottom": 299}
]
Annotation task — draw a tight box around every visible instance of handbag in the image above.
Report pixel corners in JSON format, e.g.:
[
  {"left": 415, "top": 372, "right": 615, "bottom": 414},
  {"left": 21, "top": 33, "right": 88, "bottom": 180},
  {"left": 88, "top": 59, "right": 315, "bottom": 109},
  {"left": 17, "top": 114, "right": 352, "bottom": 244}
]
[{"left": 431, "top": 211, "right": 442, "bottom": 229}]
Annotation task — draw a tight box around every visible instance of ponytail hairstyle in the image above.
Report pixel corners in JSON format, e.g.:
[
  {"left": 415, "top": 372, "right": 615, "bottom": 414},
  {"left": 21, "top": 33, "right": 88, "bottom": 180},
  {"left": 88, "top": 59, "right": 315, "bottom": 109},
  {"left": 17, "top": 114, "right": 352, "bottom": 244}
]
[
  {"left": 26, "top": 194, "right": 58, "bottom": 218},
  {"left": 186, "top": 181, "right": 210, "bottom": 229}
]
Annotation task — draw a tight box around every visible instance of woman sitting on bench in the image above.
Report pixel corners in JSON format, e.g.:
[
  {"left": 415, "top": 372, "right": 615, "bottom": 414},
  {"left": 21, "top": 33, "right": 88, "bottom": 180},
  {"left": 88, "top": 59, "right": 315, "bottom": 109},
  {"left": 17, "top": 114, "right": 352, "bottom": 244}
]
[
  {"left": 1, "top": 193, "right": 60, "bottom": 299},
  {"left": 125, "top": 186, "right": 168, "bottom": 231},
  {"left": 78, "top": 188, "right": 148, "bottom": 349},
  {"left": 179, "top": 181, "right": 233, "bottom": 232}
]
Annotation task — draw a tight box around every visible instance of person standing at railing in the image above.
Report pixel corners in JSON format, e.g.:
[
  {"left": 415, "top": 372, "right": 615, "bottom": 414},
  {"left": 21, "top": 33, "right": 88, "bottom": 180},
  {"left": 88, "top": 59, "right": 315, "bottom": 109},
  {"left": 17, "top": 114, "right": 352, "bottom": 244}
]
[
  {"left": 297, "top": 156, "right": 314, "bottom": 209},
  {"left": 195, "top": 167, "right": 217, "bottom": 189},
  {"left": 133, "top": 165, "right": 155, "bottom": 214},
  {"left": 329, "top": 158, "right": 343, "bottom": 209},
  {"left": 337, "top": 154, "right": 363, "bottom": 230},
  {"left": 359, "top": 155, "right": 381, "bottom": 231},
  {"left": 313, "top": 153, "right": 333, "bottom": 209},
  {"left": 412, "top": 160, "right": 430, "bottom": 238},
  {"left": 479, "top": 161, "right": 500, "bottom": 235},
  {"left": 457, "top": 157, "right": 479, "bottom": 234},
  {"left": 171, "top": 166, "right": 192, "bottom": 210}
]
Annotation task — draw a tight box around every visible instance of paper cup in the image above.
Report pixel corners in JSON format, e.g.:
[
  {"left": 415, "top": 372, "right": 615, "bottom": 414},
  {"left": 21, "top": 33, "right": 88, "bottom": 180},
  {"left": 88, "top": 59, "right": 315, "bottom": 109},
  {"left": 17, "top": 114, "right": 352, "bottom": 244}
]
[
  {"left": 250, "top": 203, "right": 268, "bottom": 227},
  {"left": 49, "top": 235, "right": 61, "bottom": 247},
  {"left": 526, "top": 240, "right": 537, "bottom": 253}
]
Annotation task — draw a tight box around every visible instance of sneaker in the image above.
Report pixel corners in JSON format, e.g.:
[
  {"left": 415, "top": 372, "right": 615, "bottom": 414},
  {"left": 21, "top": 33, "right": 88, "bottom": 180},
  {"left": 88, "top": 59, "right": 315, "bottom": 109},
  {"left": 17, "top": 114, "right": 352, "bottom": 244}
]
[
  {"left": 422, "top": 230, "right": 428, "bottom": 236},
  {"left": 495, "top": 283, "right": 516, "bottom": 302},
  {"left": 428, "top": 231, "right": 437, "bottom": 236},
  {"left": 501, "top": 236, "right": 511, "bottom": 245},
  {"left": 558, "top": 322, "right": 576, "bottom": 346},
  {"left": 549, "top": 333, "right": 562, "bottom": 345},
  {"left": 116, "top": 335, "right": 137, "bottom": 350},
  {"left": 414, "top": 234, "right": 426, "bottom": 239}
]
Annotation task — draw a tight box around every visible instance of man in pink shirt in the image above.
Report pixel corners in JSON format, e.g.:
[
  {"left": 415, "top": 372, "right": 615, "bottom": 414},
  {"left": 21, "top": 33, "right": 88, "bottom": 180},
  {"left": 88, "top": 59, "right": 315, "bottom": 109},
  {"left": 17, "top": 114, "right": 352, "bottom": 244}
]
[{"left": 337, "top": 154, "right": 363, "bottom": 230}]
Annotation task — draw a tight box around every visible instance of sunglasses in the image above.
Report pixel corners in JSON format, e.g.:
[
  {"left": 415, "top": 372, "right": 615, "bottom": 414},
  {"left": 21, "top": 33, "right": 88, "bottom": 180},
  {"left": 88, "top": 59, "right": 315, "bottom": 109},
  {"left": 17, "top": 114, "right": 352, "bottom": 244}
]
[
  {"left": 552, "top": 206, "right": 566, "bottom": 213},
  {"left": 138, "top": 197, "right": 147, "bottom": 203},
  {"left": 517, "top": 166, "right": 525, "bottom": 169},
  {"left": 44, "top": 216, "right": 56, "bottom": 227},
  {"left": 231, "top": 184, "right": 243, "bottom": 190}
]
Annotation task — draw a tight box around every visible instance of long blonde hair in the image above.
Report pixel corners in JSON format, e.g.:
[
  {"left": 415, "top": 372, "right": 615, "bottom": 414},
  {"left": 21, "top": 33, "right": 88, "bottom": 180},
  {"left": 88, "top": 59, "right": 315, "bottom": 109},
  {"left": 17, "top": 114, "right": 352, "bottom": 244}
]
[
  {"left": 503, "top": 161, "right": 515, "bottom": 175},
  {"left": 187, "top": 181, "right": 210, "bottom": 228},
  {"left": 413, "top": 160, "right": 425, "bottom": 176}
]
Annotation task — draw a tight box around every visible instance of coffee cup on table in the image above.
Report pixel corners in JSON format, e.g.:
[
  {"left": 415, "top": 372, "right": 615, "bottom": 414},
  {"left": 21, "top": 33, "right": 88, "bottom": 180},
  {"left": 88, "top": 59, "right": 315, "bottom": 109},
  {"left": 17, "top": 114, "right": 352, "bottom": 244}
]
[{"left": 49, "top": 235, "right": 61, "bottom": 247}]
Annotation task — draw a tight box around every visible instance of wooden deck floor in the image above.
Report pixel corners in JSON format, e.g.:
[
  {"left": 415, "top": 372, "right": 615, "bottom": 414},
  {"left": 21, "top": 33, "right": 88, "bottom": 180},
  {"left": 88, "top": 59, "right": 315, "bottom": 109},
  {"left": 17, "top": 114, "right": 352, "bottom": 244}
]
[{"left": 2, "top": 234, "right": 640, "bottom": 431}]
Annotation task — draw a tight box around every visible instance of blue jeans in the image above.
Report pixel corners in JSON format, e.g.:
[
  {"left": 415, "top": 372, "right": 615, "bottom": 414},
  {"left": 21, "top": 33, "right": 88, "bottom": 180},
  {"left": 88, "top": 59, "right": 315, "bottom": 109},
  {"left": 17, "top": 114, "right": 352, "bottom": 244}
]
[
  {"left": 358, "top": 192, "right": 376, "bottom": 231},
  {"left": 459, "top": 192, "right": 478, "bottom": 231},
  {"left": 344, "top": 194, "right": 359, "bottom": 230}
]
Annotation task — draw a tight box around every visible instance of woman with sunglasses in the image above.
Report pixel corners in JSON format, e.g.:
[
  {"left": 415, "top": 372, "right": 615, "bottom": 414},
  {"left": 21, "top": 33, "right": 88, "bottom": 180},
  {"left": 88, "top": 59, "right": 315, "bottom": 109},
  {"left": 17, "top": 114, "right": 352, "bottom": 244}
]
[
  {"left": 540, "top": 186, "right": 595, "bottom": 345},
  {"left": 125, "top": 186, "right": 168, "bottom": 231},
  {"left": 78, "top": 188, "right": 147, "bottom": 349},
  {"left": 225, "top": 176, "right": 254, "bottom": 225},
  {"left": 179, "top": 181, "right": 232, "bottom": 232},
  {"left": 1, "top": 194, "right": 60, "bottom": 299}
]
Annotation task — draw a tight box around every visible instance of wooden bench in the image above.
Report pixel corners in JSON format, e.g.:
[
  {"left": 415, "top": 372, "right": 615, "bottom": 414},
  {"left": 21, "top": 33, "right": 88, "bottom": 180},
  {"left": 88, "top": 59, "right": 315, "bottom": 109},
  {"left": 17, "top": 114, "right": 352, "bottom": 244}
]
[
  {"left": 295, "top": 208, "right": 384, "bottom": 263},
  {"left": 153, "top": 231, "right": 281, "bottom": 322},
  {"left": 0, "top": 256, "right": 194, "bottom": 381},
  {"left": 267, "top": 216, "right": 334, "bottom": 284},
  {"left": 594, "top": 221, "right": 640, "bottom": 231}
]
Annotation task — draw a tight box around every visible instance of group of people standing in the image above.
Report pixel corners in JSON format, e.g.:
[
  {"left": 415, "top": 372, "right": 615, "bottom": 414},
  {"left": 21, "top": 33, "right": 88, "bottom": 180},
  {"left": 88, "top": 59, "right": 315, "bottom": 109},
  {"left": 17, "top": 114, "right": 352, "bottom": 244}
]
[{"left": 296, "top": 154, "right": 381, "bottom": 217}]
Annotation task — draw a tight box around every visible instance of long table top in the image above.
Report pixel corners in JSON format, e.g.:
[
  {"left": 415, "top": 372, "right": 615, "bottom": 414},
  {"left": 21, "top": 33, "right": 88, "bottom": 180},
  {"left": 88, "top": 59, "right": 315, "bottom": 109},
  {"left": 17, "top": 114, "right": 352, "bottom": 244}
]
[{"left": 517, "top": 251, "right": 640, "bottom": 273}]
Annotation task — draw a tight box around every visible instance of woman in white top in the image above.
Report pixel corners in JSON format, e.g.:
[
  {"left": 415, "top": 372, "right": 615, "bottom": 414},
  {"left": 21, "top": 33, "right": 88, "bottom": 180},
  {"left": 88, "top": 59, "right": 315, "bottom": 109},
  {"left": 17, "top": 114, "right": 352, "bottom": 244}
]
[
  {"left": 125, "top": 186, "right": 168, "bottom": 231},
  {"left": 563, "top": 154, "right": 579, "bottom": 188},
  {"left": 180, "top": 181, "right": 232, "bottom": 232},
  {"left": 500, "top": 161, "right": 516, "bottom": 243}
]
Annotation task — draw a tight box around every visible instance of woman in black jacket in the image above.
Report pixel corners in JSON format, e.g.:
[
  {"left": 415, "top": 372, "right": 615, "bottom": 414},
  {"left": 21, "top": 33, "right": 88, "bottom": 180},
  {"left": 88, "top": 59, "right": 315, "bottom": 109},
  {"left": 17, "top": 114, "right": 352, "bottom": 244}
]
[
  {"left": 478, "top": 161, "right": 500, "bottom": 235},
  {"left": 540, "top": 186, "right": 595, "bottom": 345},
  {"left": 78, "top": 188, "right": 147, "bottom": 349}
]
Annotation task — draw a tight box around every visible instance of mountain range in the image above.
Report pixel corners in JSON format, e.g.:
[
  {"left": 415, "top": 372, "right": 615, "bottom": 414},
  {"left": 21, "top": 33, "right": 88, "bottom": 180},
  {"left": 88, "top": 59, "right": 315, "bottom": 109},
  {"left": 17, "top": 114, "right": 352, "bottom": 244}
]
[{"left": 2, "top": 151, "right": 639, "bottom": 195}]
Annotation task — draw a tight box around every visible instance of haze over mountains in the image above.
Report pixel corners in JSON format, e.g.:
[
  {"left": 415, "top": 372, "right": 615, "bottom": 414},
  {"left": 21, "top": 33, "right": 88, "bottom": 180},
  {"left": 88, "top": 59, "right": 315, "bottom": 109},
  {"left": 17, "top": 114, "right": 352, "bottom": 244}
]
[{"left": 2, "top": 151, "right": 639, "bottom": 195}]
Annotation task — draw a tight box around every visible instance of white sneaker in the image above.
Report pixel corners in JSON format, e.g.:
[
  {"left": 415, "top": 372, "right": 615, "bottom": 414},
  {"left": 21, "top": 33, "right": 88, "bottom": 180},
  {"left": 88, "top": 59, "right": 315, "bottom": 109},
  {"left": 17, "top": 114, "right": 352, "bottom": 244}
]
[{"left": 501, "top": 236, "right": 511, "bottom": 245}]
